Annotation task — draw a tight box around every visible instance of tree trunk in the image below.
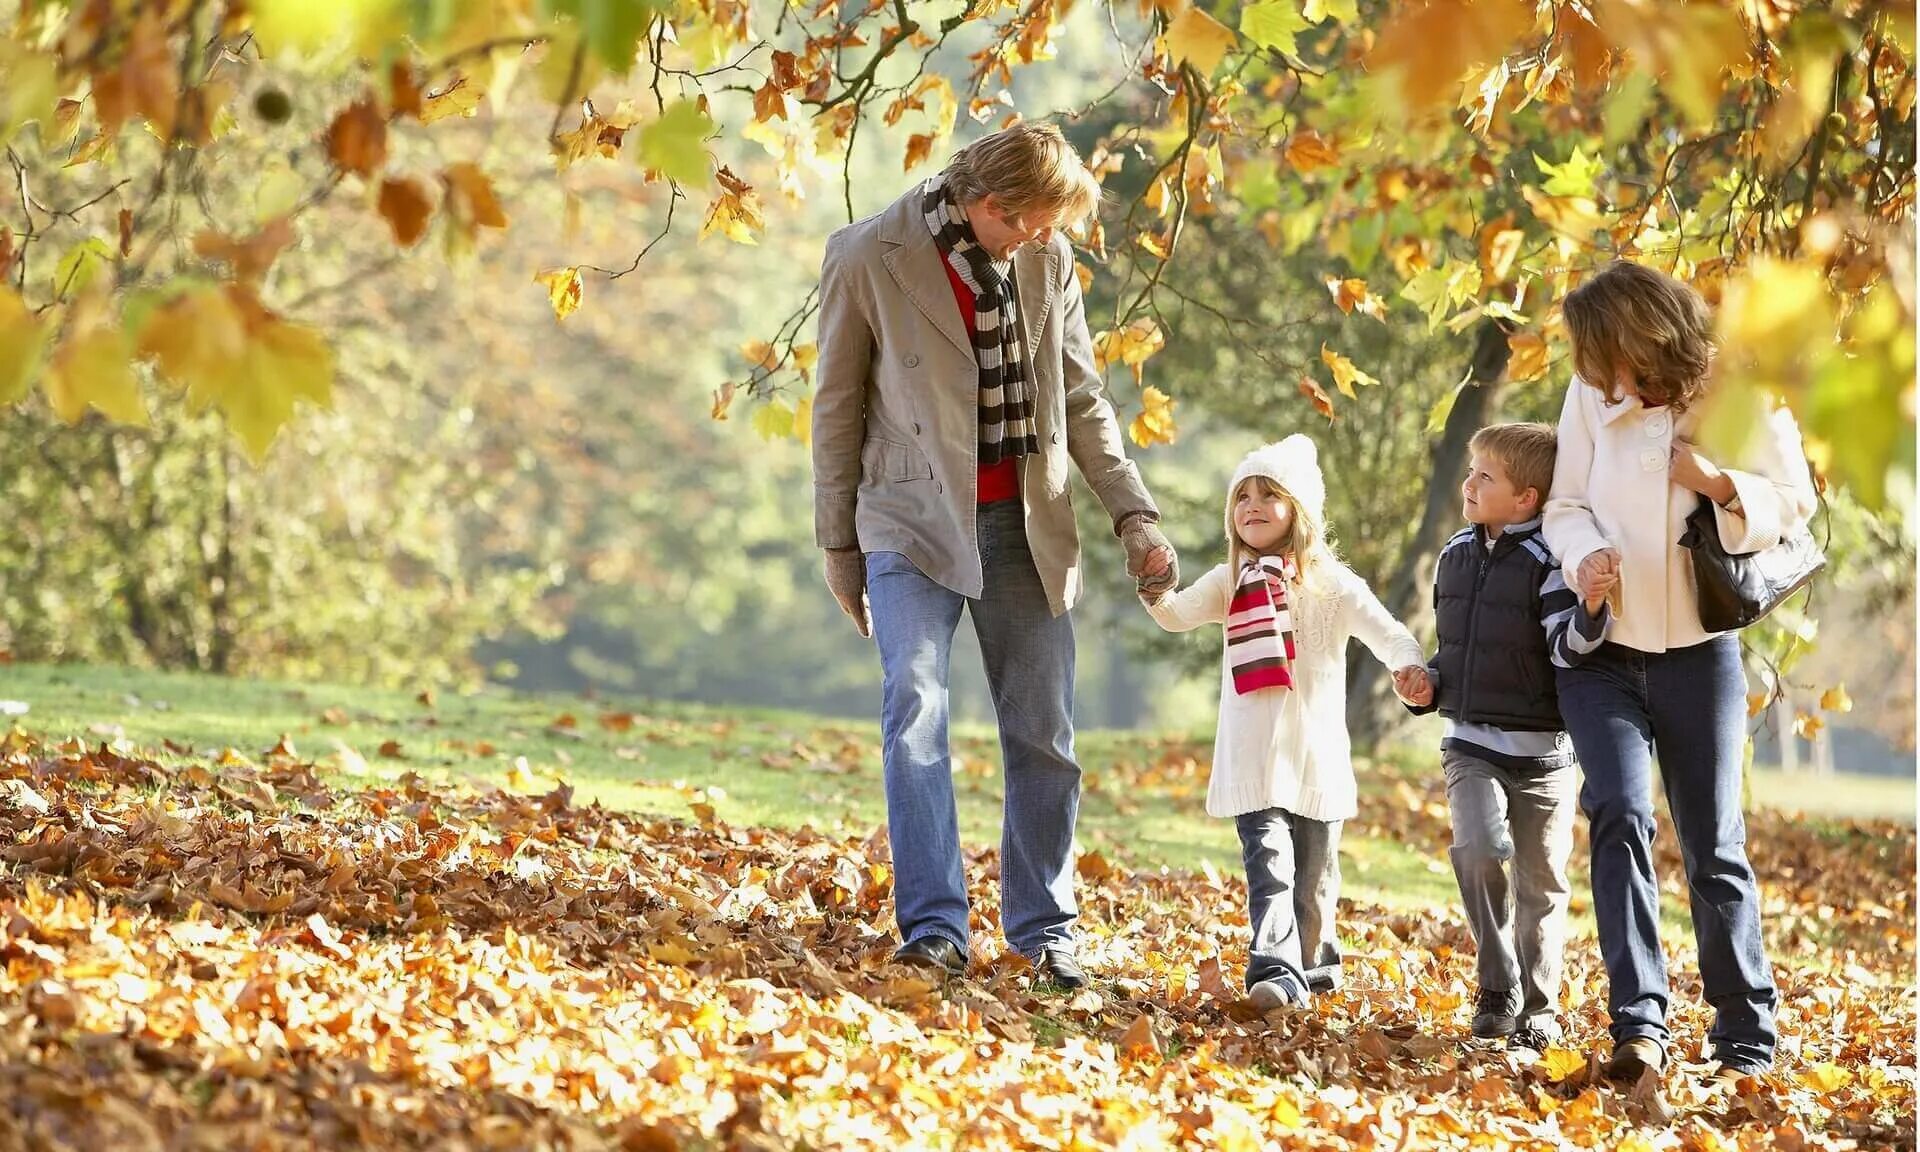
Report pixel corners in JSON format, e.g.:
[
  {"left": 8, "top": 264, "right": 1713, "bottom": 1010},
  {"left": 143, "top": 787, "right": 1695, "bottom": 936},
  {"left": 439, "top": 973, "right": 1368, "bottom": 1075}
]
[{"left": 1346, "top": 318, "right": 1514, "bottom": 751}]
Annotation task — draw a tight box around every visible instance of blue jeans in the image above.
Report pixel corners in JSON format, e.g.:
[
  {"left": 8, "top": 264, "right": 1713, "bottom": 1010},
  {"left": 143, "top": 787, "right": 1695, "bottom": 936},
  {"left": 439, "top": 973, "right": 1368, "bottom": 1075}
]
[
  {"left": 1235, "top": 808, "right": 1342, "bottom": 998},
  {"left": 1557, "top": 635, "right": 1777, "bottom": 1071},
  {"left": 864, "top": 500, "right": 1081, "bottom": 958}
]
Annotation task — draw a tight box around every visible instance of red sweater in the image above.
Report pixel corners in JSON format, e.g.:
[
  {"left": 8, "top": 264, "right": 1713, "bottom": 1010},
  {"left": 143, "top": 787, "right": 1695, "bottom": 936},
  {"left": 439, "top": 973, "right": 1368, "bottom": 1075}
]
[{"left": 940, "top": 260, "right": 1020, "bottom": 505}]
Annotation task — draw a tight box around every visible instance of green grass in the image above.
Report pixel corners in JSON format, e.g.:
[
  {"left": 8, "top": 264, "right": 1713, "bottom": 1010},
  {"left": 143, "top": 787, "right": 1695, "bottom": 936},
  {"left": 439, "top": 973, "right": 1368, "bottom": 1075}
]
[{"left": 3, "top": 662, "right": 1909, "bottom": 929}]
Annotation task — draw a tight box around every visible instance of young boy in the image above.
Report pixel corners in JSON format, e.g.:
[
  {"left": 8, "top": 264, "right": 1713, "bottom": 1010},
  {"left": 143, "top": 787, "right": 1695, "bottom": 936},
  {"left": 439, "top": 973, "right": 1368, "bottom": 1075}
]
[{"left": 1402, "top": 422, "right": 1612, "bottom": 1052}]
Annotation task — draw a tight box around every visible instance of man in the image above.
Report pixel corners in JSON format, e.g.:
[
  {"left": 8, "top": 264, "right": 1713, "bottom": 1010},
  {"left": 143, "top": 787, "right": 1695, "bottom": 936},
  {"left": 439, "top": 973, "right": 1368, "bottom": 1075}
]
[{"left": 811, "top": 122, "right": 1176, "bottom": 987}]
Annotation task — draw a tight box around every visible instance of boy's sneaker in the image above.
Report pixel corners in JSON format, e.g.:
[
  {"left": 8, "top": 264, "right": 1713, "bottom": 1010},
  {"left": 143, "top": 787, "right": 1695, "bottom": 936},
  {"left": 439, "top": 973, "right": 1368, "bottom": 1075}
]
[
  {"left": 1247, "top": 979, "right": 1307, "bottom": 1012},
  {"left": 1509, "top": 1025, "right": 1556, "bottom": 1054},
  {"left": 1472, "top": 987, "right": 1521, "bottom": 1039}
]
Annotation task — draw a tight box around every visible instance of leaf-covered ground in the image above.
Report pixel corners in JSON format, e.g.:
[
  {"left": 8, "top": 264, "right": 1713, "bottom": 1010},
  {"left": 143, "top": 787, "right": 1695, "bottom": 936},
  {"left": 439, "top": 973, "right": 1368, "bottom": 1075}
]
[{"left": 0, "top": 724, "right": 1911, "bottom": 1150}]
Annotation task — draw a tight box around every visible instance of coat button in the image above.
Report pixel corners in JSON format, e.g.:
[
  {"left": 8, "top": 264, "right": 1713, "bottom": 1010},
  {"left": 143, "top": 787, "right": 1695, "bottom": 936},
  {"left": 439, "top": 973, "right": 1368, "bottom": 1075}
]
[
  {"left": 1646, "top": 413, "right": 1669, "bottom": 437},
  {"left": 1051, "top": 431, "right": 1060, "bottom": 445},
  {"left": 904, "top": 354, "right": 920, "bottom": 368},
  {"left": 935, "top": 482, "right": 944, "bottom": 494},
  {"left": 913, "top": 422, "right": 922, "bottom": 435},
  {"left": 1641, "top": 448, "right": 1666, "bottom": 472}
]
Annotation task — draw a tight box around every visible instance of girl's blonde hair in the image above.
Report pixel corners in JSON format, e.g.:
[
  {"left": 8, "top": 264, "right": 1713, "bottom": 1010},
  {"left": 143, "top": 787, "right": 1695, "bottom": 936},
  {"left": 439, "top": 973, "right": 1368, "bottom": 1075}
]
[
  {"left": 1226, "top": 475, "right": 1339, "bottom": 590},
  {"left": 943, "top": 121, "right": 1103, "bottom": 228},
  {"left": 1562, "top": 259, "right": 1717, "bottom": 412}
]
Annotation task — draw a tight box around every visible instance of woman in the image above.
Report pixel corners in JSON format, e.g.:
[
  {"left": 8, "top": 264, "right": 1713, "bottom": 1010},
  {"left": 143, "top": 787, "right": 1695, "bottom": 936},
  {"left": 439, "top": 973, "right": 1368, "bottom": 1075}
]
[{"left": 1543, "top": 260, "right": 1818, "bottom": 1084}]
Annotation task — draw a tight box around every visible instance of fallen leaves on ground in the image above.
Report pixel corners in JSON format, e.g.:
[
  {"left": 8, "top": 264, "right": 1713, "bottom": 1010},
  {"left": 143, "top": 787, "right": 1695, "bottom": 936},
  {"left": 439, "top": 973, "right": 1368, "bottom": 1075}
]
[{"left": 0, "top": 729, "right": 1909, "bottom": 1149}]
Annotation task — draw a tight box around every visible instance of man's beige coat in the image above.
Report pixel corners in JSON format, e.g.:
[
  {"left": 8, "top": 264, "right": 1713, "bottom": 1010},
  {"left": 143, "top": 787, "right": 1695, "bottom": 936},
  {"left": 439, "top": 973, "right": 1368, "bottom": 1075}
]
[{"left": 810, "top": 185, "right": 1155, "bottom": 616}]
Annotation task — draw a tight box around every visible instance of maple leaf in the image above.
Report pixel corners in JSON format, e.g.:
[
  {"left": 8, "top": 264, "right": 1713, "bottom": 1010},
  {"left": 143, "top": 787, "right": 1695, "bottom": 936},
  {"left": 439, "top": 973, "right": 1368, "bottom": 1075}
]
[
  {"left": 1241, "top": 1, "right": 1310, "bottom": 57},
  {"left": 1367, "top": 0, "right": 1532, "bottom": 112},
  {"left": 638, "top": 99, "right": 715, "bottom": 186},
  {"left": 1298, "top": 374, "right": 1336, "bottom": 421},
  {"left": 1506, "top": 330, "right": 1550, "bottom": 382},
  {"left": 751, "top": 397, "right": 796, "bottom": 441},
  {"left": 377, "top": 178, "right": 434, "bottom": 247},
  {"left": 1325, "top": 276, "right": 1386, "bottom": 319},
  {"left": 1129, "top": 385, "right": 1178, "bottom": 448},
  {"left": 419, "top": 75, "right": 483, "bottom": 124},
  {"left": 701, "top": 167, "right": 765, "bottom": 245},
  {"left": 1284, "top": 129, "right": 1340, "bottom": 173},
  {"left": 0, "top": 286, "right": 50, "bottom": 405},
  {"left": 325, "top": 98, "right": 388, "bottom": 178},
  {"left": 1819, "top": 685, "right": 1853, "bottom": 713},
  {"left": 1163, "top": 7, "right": 1238, "bottom": 75},
  {"left": 903, "top": 133, "right": 936, "bottom": 172},
  {"left": 192, "top": 217, "right": 296, "bottom": 285},
  {"left": 442, "top": 163, "right": 510, "bottom": 232},
  {"left": 44, "top": 321, "right": 147, "bottom": 426},
  {"left": 1534, "top": 146, "right": 1604, "bottom": 198},
  {"left": 535, "top": 267, "right": 584, "bottom": 321},
  {"left": 1320, "top": 344, "right": 1379, "bottom": 398}
]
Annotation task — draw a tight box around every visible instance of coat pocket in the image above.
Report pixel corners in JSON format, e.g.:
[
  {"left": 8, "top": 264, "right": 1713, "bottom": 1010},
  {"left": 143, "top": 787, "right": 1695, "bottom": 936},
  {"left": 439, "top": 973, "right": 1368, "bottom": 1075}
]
[{"left": 861, "top": 437, "right": 934, "bottom": 483}]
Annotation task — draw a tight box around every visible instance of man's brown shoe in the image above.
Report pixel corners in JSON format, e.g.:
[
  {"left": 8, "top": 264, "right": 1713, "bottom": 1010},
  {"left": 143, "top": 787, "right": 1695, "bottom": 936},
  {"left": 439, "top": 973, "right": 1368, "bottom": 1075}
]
[{"left": 1603, "top": 1038, "right": 1666, "bottom": 1081}]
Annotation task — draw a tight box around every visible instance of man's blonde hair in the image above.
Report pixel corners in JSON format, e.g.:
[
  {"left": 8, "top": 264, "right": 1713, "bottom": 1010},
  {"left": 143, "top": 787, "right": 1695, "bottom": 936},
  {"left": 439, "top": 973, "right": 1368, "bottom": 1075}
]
[
  {"left": 1563, "top": 259, "right": 1716, "bottom": 412},
  {"left": 943, "top": 121, "right": 1102, "bottom": 227},
  {"left": 1469, "top": 422, "right": 1557, "bottom": 508}
]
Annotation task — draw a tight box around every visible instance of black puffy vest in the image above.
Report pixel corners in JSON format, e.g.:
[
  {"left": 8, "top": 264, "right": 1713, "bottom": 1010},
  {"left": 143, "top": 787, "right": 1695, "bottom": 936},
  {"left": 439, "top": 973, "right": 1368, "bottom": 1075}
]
[{"left": 1431, "top": 525, "right": 1565, "bottom": 732}]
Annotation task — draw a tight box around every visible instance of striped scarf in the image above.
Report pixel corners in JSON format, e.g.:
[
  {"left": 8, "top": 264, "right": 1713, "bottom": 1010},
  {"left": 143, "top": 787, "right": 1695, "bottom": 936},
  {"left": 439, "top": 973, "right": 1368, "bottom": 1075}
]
[
  {"left": 1228, "top": 555, "right": 1299, "bottom": 696},
  {"left": 921, "top": 174, "right": 1039, "bottom": 466}
]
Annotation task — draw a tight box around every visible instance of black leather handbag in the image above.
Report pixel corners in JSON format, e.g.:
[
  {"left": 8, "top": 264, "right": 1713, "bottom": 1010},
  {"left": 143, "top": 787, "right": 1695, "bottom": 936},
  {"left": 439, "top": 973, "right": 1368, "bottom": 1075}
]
[{"left": 1677, "top": 496, "right": 1825, "bottom": 631}]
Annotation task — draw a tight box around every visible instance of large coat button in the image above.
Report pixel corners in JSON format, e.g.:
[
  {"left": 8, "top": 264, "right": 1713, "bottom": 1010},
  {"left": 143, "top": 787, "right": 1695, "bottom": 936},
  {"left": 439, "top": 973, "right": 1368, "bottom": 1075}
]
[{"left": 904, "top": 354, "right": 920, "bottom": 368}]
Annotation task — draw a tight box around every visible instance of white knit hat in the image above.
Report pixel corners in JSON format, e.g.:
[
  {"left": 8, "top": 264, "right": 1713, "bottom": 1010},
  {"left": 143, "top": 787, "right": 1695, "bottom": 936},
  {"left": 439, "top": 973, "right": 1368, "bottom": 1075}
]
[{"left": 1227, "top": 434, "right": 1325, "bottom": 524}]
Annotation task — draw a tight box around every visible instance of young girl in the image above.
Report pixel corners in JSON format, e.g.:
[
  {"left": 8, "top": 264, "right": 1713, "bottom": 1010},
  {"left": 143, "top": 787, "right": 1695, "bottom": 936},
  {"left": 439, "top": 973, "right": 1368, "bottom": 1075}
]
[
  {"left": 1141, "top": 435, "right": 1428, "bottom": 1009},
  {"left": 1545, "top": 260, "right": 1817, "bottom": 1085}
]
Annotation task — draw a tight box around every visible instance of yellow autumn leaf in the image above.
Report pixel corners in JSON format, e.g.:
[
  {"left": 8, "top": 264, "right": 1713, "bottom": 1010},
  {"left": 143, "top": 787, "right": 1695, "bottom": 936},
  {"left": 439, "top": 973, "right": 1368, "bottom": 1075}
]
[
  {"left": 420, "top": 75, "right": 483, "bottom": 125},
  {"left": 215, "top": 317, "right": 333, "bottom": 460},
  {"left": 534, "top": 267, "right": 583, "bottom": 321},
  {"left": 740, "top": 340, "right": 779, "bottom": 374},
  {"left": 637, "top": 99, "right": 715, "bottom": 187},
  {"left": 751, "top": 397, "right": 796, "bottom": 441},
  {"left": 1519, "top": 185, "right": 1607, "bottom": 240},
  {"left": 1129, "top": 385, "right": 1177, "bottom": 448},
  {"left": 1800, "top": 1062, "right": 1853, "bottom": 1093},
  {"left": 1325, "top": 277, "right": 1386, "bottom": 319},
  {"left": 1319, "top": 344, "right": 1379, "bottom": 399},
  {"left": 701, "top": 167, "right": 765, "bottom": 246},
  {"left": 44, "top": 323, "right": 147, "bottom": 426},
  {"left": 1793, "top": 711, "right": 1824, "bottom": 740},
  {"left": 1284, "top": 130, "right": 1341, "bottom": 173},
  {"left": 1819, "top": 685, "right": 1853, "bottom": 713},
  {"left": 1164, "top": 7, "right": 1239, "bottom": 75},
  {"left": 1537, "top": 1047, "right": 1587, "bottom": 1082},
  {"left": 137, "top": 285, "right": 248, "bottom": 408},
  {"left": 0, "top": 286, "right": 50, "bottom": 405},
  {"left": 793, "top": 395, "right": 813, "bottom": 446},
  {"left": 791, "top": 343, "right": 819, "bottom": 384},
  {"left": 1506, "top": 330, "right": 1551, "bottom": 382}
]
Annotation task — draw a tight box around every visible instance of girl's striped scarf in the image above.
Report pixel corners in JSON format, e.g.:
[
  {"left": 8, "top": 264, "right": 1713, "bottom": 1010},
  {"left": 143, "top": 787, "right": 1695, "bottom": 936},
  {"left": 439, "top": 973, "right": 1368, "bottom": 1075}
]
[{"left": 1228, "top": 554, "right": 1298, "bottom": 695}]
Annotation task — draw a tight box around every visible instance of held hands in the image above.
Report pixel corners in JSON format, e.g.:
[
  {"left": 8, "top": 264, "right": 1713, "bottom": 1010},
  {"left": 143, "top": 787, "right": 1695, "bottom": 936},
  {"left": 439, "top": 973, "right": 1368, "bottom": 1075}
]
[
  {"left": 1121, "top": 515, "right": 1179, "bottom": 599},
  {"left": 1392, "top": 665, "right": 1433, "bottom": 707},
  {"left": 1576, "top": 548, "right": 1621, "bottom": 614},
  {"left": 823, "top": 547, "right": 871, "bottom": 638}
]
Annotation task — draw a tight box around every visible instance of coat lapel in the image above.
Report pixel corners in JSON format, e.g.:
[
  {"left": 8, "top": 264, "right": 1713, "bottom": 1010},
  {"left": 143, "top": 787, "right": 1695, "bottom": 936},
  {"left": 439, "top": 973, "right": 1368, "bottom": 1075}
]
[
  {"left": 1014, "top": 244, "right": 1058, "bottom": 359},
  {"left": 879, "top": 192, "right": 975, "bottom": 360}
]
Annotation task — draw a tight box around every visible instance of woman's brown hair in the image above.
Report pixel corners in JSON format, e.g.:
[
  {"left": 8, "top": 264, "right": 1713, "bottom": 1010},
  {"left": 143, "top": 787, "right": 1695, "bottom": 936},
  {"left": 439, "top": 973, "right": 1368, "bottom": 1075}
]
[{"left": 1561, "top": 259, "right": 1716, "bottom": 411}]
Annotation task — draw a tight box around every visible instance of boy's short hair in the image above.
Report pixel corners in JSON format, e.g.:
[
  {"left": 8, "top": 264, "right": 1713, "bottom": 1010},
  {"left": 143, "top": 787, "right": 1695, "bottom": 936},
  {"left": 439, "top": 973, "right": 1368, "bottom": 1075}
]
[{"left": 1470, "top": 422, "right": 1557, "bottom": 504}]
